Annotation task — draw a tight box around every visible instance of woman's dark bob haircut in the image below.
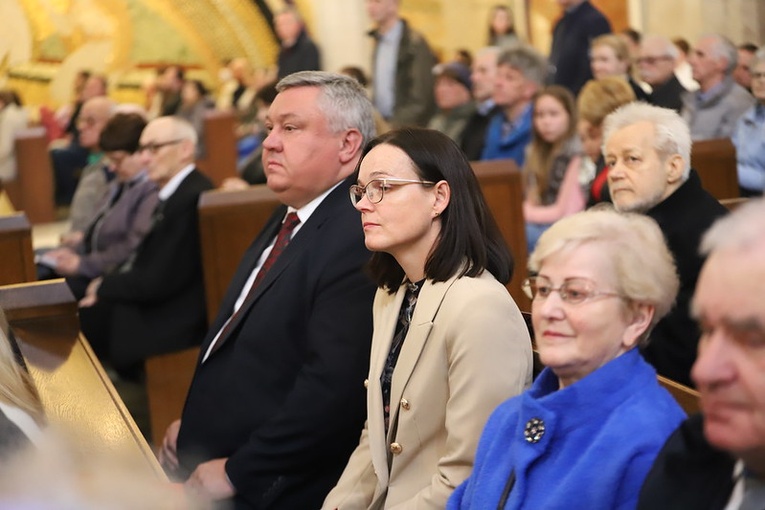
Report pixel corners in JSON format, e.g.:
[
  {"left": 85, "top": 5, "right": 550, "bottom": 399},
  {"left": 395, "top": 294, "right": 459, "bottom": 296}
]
[{"left": 358, "top": 127, "right": 513, "bottom": 292}]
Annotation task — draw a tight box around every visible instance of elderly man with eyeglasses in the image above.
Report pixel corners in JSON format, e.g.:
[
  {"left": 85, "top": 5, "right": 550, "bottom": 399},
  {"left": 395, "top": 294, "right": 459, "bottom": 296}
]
[
  {"left": 638, "top": 34, "right": 688, "bottom": 113},
  {"left": 78, "top": 115, "right": 213, "bottom": 381}
]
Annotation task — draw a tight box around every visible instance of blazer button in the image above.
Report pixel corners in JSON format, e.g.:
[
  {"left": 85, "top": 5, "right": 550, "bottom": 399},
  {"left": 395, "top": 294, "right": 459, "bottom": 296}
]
[
  {"left": 400, "top": 398, "right": 410, "bottom": 410},
  {"left": 363, "top": 379, "right": 369, "bottom": 388},
  {"left": 389, "top": 442, "right": 403, "bottom": 455}
]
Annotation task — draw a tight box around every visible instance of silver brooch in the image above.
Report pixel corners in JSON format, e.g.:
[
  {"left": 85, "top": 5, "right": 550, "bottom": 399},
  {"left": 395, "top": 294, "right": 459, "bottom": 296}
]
[{"left": 524, "top": 417, "right": 545, "bottom": 443}]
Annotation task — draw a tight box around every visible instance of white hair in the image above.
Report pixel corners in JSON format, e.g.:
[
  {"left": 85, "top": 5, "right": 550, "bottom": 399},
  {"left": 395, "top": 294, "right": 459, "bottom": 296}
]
[
  {"left": 602, "top": 102, "right": 692, "bottom": 181},
  {"left": 701, "top": 198, "right": 765, "bottom": 256}
]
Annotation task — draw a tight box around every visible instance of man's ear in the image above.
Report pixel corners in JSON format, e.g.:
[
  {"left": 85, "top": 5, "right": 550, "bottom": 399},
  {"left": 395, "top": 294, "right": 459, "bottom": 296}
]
[
  {"left": 339, "top": 129, "right": 364, "bottom": 165},
  {"left": 666, "top": 154, "right": 685, "bottom": 185}
]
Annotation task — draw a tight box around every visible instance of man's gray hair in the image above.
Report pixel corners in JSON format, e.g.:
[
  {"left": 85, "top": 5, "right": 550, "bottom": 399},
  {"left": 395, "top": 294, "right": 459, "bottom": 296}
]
[
  {"left": 475, "top": 45, "right": 502, "bottom": 61},
  {"left": 277, "top": 71, "right": 376, "bottom": 146},
  {"left": 752, "top": 45, "right": 765, "bottom": 72},
  {"left": 701, "top": 198, "right": 765, "bottom": 256},
  {"left": 703, "top": 34, "right": 738, "bottom": 75},
  {"left": 602, "top": 102, "right": 692, "bottom": 181},
  {"left": 497, "top": 43, "right": 548, "bottom": 86},
  {"left": 642, "top": 34, "right": 679, "bottom": 60}
]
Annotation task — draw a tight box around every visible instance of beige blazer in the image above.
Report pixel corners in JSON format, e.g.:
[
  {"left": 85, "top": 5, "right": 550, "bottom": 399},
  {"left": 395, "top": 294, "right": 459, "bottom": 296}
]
[{"left": 323, "top": 271, "right": 532, "bottom": 509}]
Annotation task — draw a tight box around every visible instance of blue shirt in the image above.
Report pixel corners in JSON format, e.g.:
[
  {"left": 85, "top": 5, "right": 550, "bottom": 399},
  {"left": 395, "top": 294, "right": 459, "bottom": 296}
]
[{"left": 732, "top": 103, "right": 765, "bottom": 192}]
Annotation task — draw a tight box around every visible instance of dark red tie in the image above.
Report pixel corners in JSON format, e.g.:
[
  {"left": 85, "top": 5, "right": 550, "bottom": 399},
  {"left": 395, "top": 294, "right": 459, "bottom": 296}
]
[{"left": 209, "top": 212, "right": 300, "bottom": 355}]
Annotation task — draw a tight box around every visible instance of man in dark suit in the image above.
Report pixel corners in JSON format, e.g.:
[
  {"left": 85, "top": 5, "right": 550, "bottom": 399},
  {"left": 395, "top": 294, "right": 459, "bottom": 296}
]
[
  {"left": 159, "top": 71, "right": 377, "bottom": 509},
  {"left": 549, "top": 0, "right": 612, "bottom": 95},
  {"left": 638, "top": 199, "right": 765, "bottom": 509},
  {"left": 79, "top": 116, "right": 213, "bottom": 376}
]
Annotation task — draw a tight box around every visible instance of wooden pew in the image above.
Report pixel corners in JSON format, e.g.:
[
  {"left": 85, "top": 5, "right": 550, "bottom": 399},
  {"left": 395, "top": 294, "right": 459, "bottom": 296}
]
[
  {"left": 720, "top": 196, "right": 749, "bottom": 211},
  {"left": 197, "top": 185, "right": 280, "bottom": 322},
  {"left": 691, "top": 138, "right": 740, "bottom": 201},
  {"left": 657, "top": 375, "right": 701, "bottom": 415},
  {"left": 4, "top": 128, "right": 56, "bottom": 224},
  {"left": 195, "top": 110, "right": 239, "bottom": 187},
  {"left": 471, "top": 159, "right": 530, "bottom": 311},
  {"left": 145, "top": 346, "right": 199, "bottom": 450},
  {"left": 0, "top": 279, "right": 163, "bottom": 477},
  {"left": 0, "top": 213, "right": 36, "bottom": 285}
]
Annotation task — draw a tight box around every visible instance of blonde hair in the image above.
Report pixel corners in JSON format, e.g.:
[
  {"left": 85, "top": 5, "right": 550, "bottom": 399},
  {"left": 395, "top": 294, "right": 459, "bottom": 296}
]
[
  {"left": 591, "top": 34, "right": 631, "bottom": 64},
  {"left": 0, "top": 309, "right": 44, "bottom": 426},
  {"left": 529, "top": 207, "right": 679, "bottom": 344},
  {"left": 577, "top": 77, "right": 636, "bottom": 126}
]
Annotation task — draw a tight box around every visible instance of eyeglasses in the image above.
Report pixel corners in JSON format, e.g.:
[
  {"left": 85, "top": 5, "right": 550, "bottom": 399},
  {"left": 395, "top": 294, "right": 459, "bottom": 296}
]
[
  {"left": 76, "top": 116, "right": 99, "bottom": 128},
  {"left": 522, "top": 276, "right": 622, "bottom": 305},
  {"left": 349, "top": 178, "right": 435, "bottom": 206},
  {"left": 636, "top": 55, "right": 673, "bottom": 65},
  {"left": 752, "top": 72, "right": 765, "bottom": 80},
  {"left": 137, "top": 139, "right": 184, "bottom": 154}
]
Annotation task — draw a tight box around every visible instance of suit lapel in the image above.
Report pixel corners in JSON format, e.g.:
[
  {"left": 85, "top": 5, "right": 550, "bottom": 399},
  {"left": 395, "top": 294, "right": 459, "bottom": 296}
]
[
  {"left": 368, "top": 287, "right": 406, "bottom": 488},
  {"left": 386, "top": 276, "right": 458, "bottom": 439}
]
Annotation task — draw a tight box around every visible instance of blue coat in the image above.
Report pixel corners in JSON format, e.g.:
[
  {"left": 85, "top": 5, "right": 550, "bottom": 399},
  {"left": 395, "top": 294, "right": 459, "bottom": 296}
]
[{"left": 448, "top": 348, "right": 685, "bottom": 510}]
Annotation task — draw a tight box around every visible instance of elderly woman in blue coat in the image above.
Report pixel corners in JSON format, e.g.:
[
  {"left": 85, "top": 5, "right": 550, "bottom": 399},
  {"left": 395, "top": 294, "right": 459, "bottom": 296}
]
[{"left": 448, "top": 207, "right": 686, "bottom": 510}]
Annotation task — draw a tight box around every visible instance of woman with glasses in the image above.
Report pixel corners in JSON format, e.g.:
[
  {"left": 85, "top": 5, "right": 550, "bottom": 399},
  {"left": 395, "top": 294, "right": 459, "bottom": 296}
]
[
  {"left": 323, "top": 128, "right": 532, "bottom": 509},
  {"left": 38, "top": 113, "right": 158, "bottom": 299},
  {"left": 448, "top": 207, "right": 685, "bottom": 510}
]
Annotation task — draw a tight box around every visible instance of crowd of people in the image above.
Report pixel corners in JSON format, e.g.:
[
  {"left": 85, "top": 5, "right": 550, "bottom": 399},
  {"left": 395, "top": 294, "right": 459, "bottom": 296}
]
[{"left": 0, "top": 0, "right": 764, "bottom": 508}]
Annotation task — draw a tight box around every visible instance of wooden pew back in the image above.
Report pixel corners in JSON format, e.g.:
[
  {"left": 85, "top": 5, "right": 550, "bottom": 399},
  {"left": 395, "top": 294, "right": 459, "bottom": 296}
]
[
  {"left": 691, "top": 138, "right": 740, "bottom": 200},
  {"left": 195, "top": 110, "right": 238, "bottom": 187},
  {"left": 0, "top": 213, "right": 36, "bottom": 285},
  {"left": 657, "top": 375, "right": 701, "bottom": 415},
  {"left": 5, "top": 128, "right": 56, "bottom": 224},
  {"left": 198, "top": 185, "right": 281, "bottom": 322},
  {"left": 470, "top": 159, "right": 530, "bottom": 311},
  {"left": 0, "top": 280, "right": 163, "bottom": 476}
]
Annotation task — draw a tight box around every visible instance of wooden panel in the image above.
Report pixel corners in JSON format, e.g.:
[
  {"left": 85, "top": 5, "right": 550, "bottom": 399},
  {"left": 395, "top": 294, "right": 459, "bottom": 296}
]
[
  {"left": 145, "top": 347, "right": 199, "bottom": 450},
  {"left": 198, "top": 185, "right": 280, "bottom": 322},
  {"left": 691, "top": 138, "right": 740, "bottom": 200},
  {"left": 658, "top": 375, "right": 701, "bottom": 415},
  {"left": 471, "top": 159, "right": 530, "bottom": 311},
  {"left": 0, "top": 213, "right": 36, "bottom": 285},
  {"left": 720, "top": 197, "right": 749, "bottom": 211},
  {"left": 5, "top": 128, "right": 56, "bottom": 224},
  {"left": 0, "top": 280, "right": 163, "bottom": 478},
  {"left": 196, "top": 110, "right": 238, "bottom": 187}
]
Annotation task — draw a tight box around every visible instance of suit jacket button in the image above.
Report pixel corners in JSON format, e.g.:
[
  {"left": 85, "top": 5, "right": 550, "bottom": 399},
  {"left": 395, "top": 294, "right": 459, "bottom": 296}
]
[
  {"left": 400, "top": 398, "right": 410, "bottom": 410},
  {"left": 363, "top": 379, "right": 369, "bottom": 388},
  {"left": 389, "top": 442, "right": 403, "bottom": 454}
]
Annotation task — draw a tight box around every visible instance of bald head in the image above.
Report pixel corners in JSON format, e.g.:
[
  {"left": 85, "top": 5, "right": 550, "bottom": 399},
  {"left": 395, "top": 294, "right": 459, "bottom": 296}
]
[
  {"left": 138, "top": 116, "right": 197, "bottom": 187},
  {"left": 78, "top": 96, "right": 116, "bottom": 149}
]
